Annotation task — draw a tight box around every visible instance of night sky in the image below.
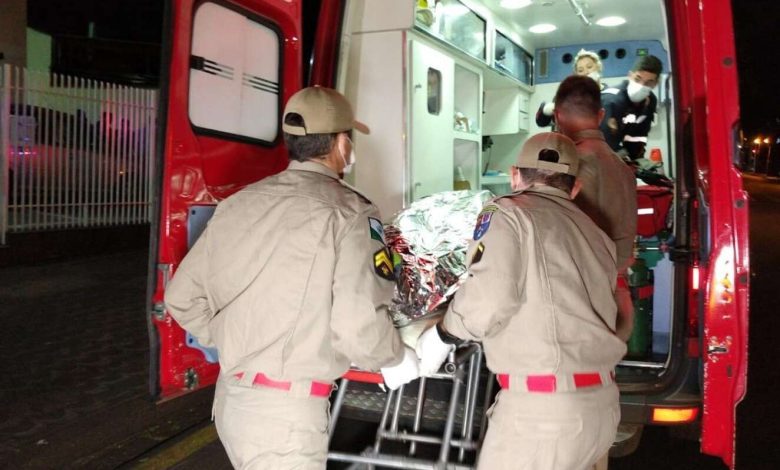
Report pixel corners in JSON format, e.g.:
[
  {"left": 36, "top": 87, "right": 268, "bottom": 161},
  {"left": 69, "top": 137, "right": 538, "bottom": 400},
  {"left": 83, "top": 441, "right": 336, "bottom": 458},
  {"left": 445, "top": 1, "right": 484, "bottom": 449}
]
[
  {"left": 732, "top": 0, "right": 780, "bottom": 135},
  {"left": 25, "top": 0, "right": 780, "bottom": 136}
]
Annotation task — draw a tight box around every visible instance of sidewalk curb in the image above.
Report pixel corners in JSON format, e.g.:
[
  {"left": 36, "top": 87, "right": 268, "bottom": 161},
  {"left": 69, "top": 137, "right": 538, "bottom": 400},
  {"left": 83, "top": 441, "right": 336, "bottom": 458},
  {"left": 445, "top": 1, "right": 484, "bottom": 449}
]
[{"left": 128, "top": 422, "right": 219, "bottom": 470}]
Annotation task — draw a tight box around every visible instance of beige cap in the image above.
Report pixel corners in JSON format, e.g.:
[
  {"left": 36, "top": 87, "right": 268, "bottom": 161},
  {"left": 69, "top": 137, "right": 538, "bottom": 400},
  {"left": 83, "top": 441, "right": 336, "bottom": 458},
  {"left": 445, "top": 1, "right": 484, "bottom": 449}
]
[
  {"left": 516, "top": 132, "right": 580, "bottom": 176},
  {"left": 282, "top": 86, "right": 369, "bottom": 136}
]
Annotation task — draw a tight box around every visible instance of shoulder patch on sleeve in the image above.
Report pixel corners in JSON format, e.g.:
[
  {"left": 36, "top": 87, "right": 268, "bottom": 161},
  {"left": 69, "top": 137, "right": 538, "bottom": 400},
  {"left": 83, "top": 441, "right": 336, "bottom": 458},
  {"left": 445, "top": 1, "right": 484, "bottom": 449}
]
[
  {"left": 473, "top": 206, "right": 498, "bottom": 241},
  {"left": 470, "top": 242, "right": 485, "bottom": 265},
  {"left": 368, "top": 217, "right": 385, "bottom": 244},
  {"left": 373, "top": 247, "right": 395, "bottom": 281}
]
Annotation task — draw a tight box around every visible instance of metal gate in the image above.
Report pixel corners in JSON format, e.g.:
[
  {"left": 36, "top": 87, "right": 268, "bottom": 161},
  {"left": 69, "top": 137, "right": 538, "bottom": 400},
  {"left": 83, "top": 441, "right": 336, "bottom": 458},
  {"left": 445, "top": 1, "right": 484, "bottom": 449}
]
[{"left": 0, "top": 64, "right": 157, "bottom": 244}]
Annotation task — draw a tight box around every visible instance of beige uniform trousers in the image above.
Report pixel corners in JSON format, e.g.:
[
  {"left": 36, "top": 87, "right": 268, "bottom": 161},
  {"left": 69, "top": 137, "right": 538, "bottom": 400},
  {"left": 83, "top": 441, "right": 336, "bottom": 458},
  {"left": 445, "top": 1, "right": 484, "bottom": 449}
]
[
  {"left": 478, "top": 384, "right": 619, "bottom": 470},
  {"left": 213, "top": 377, "right": 329, "bottom": 469}
]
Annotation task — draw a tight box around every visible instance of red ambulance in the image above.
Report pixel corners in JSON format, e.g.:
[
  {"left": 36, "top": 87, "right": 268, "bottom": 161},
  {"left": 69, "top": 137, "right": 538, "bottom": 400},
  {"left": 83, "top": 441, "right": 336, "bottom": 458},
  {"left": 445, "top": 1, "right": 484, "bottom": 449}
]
[{"left": 146, "top": 1, "right": 748, "bottom": 467}]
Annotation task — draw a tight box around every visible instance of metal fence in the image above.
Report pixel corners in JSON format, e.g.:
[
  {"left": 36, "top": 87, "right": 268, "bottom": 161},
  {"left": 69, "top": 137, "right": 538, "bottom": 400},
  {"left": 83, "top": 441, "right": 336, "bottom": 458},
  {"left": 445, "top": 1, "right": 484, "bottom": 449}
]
[{"left": 0, "top": 64, "right": 157, "bottom": 244}]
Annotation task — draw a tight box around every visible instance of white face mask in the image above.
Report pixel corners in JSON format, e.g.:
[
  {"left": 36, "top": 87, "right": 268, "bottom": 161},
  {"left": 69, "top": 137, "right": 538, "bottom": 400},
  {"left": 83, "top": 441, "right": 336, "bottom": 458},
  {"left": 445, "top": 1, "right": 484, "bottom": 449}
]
[
  {"left": 627, "top": 79, "right": 652, "bottom": 103},
  {"left": 339, "top": 137, "right": 356, "bottom": 174},
  {"left": 587, "top": 71, "right": 601, "bottom": 83}
]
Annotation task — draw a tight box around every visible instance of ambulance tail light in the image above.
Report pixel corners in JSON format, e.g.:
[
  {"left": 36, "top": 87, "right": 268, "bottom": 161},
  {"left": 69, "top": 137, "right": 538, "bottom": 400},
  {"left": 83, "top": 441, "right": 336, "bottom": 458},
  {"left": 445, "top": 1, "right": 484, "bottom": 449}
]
[
  {"left": 687, "top": 263, "right": 702, "bottom": 357},
  {"left": 652, "top": 406, "right": 699, "bottom": 424}
]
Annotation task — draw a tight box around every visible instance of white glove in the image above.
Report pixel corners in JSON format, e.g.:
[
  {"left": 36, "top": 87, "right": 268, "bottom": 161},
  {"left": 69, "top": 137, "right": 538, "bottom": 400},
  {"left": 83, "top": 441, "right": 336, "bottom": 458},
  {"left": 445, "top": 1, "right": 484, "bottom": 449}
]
[
  {"left": 542, "top": 101, "right": 555, "bottom": 116},
  {"left": 416, "top": 325, "right": 455, "bottom": 377},
  {"left": 381, "top": 347, "right": 420, "bottom": 390}
]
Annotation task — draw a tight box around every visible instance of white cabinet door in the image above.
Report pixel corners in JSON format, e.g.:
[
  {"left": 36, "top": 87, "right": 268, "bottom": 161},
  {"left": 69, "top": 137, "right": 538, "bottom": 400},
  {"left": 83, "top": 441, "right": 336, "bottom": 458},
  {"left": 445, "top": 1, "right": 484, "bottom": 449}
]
[
  {"left": 483, "top": 88, "right": 520, "bottom": 135},
  {"left": 410, "top": 40, "right": 454, "bottom": 200}
]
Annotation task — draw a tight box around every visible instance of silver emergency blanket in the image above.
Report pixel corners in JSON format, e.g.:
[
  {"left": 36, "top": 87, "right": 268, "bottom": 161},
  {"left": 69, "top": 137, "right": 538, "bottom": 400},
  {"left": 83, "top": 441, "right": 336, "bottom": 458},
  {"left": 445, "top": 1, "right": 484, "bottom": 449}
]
[{"left": 386, "top": 190, "right": 494, "bottom": 326}]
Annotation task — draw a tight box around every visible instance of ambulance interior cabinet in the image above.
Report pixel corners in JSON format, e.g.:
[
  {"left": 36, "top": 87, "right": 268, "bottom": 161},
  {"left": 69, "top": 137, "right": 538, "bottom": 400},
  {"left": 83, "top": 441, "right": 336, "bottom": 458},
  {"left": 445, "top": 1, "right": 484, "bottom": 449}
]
[
  {"left": 518, "top": 92, "right": 530, "bottom": 133},
  {"left": 453, "top": 63, "right": 481, "bottom": 135},
  {"left": 410, "top": 39, "right": 456, "bottom": 201},
  {"left": 454, "top": 138, "right": 480, "bottom": 190},
  {"left": 347, "top": 32, "right": 483, "bottom": 217},
  {"left": 483, "top": 88, "right": 520, "bottom": 136},
  {"left": 483, "top": 66, "right": 531, "bottom": 136}
]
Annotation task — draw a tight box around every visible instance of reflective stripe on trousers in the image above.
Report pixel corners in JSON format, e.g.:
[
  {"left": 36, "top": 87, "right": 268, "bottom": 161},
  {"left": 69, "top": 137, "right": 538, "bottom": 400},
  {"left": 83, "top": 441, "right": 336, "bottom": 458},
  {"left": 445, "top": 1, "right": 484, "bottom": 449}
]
[
  {"left": 213, "top": 376, "right": 329, "bottom": 469},
  {"left": 478, "top": 383, "right": 620, "bottom": 470}
]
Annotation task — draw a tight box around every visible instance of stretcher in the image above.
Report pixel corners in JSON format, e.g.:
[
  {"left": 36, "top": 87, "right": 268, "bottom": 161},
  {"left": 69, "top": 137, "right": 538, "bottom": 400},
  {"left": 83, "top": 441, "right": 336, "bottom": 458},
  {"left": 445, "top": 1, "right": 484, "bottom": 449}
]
[{"left": 327, "top": 343, "right": 491, "bottom": 469}]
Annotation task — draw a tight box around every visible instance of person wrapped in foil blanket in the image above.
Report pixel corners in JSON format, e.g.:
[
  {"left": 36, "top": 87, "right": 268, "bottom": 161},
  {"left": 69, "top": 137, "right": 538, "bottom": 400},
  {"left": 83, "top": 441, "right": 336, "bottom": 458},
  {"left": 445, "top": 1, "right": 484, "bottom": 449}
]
[{"left": 385, "top": 190, "right": 494, "bottom": 325}]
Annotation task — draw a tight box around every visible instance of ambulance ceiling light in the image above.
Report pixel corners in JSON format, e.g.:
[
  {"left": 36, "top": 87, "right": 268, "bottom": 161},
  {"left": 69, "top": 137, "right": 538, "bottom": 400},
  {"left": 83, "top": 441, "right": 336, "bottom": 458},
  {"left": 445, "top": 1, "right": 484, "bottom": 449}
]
[
  {"left": 529, "top": 23, "right": 557, "bottom": 33},
  {"left": 500, "top": 0, "right": 532, "bottom": 9},
  {"left": 596, "top": 16, "right": 627, "bottom": 27}
]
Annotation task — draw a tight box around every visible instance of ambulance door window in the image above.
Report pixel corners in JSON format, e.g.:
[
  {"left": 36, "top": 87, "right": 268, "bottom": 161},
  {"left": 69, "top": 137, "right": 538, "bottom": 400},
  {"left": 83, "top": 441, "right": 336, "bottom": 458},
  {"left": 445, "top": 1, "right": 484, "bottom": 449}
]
[{"left": 188, "top": 2, "right": 281, "bottom": 143}]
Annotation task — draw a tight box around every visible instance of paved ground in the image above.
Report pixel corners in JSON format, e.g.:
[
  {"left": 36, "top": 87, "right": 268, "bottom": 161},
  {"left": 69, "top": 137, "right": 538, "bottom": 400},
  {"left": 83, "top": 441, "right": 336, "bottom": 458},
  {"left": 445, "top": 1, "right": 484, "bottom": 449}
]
[
  {"left": 0, "top": 249, "right": 212, "bottom": 469},
  {"left": 732, "top": 174, "right": 780, "bottom": 470},
  {"left": 0, "top": 249, "right": 145, "bottom": 462}
]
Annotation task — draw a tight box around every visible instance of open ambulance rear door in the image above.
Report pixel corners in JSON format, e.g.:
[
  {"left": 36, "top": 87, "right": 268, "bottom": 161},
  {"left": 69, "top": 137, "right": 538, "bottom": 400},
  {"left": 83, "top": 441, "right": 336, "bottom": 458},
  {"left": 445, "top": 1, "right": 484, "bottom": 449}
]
[
  {"left": 146, "top": 0, "right": 304, "bottom": 401},
  {"left": 669, "top": 1, "right": 749, "bottom": 468}
]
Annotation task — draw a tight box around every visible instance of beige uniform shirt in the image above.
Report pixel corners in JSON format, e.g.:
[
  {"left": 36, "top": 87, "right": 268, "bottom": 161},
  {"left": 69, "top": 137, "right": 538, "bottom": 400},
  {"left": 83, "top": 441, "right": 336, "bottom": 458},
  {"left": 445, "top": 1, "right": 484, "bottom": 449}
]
[
  {"left": 443, "top": 185, "right": 627, "bottom": 375},
  {"left": 164, "top": 160, "right": 404, "bottom": 383},
  {"left": 572, "top": 129, "right": 638, "bottom": 271}
]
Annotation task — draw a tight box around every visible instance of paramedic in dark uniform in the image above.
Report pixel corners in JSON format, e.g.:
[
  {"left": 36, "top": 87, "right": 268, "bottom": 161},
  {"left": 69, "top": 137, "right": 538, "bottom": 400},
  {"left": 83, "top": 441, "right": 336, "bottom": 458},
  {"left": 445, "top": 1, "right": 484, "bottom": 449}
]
[
  {"left": 164, "top": 86, "right": 419, "bottom": 469},
  {"left": 554, "top": 75, "right": 638, "bottom": 342},
  {"left": 600, "top": 55, "right": 663, "bottom": 160},
  {"left": 416, "top": 133, "right": 627, "bottom": 470}
]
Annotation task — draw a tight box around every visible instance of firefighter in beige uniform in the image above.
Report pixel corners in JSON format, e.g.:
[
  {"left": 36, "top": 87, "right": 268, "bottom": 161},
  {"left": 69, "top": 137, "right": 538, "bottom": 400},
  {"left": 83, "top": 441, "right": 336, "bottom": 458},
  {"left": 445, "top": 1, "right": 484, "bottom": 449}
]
[
  {"left": 417, "top": 133, "right": 627, "bottom": 470},
  {"left": 164, "top": 87, "right": 419, "bottom": 470},
  {"left": 554, "top": 75, "right": 638, "bottom": 342}
]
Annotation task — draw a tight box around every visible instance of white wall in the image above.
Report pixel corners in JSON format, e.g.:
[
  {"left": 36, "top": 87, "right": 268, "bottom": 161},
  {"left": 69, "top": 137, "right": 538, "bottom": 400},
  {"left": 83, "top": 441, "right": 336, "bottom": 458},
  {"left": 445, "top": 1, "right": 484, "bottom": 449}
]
[
  {"left": 346, "top": 30, "right": 409, "bottom": 219},
  {"left": 349, "top": 0, "right": 414, "bottom": 34},
  {"left": 26, "top": 28, "right": 52, "bottom": 72}
]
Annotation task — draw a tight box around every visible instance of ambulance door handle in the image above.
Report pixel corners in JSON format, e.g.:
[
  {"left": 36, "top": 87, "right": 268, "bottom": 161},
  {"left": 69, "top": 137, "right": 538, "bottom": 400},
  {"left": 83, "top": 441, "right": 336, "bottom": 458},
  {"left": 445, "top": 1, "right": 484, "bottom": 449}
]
[
  {"left": 151, "top": 263, "right": 174, "bottom": 321},
  {"left": 152, "top": 302, "right": 166, "bottom": 321},
  {"left": 158, "top": 263, "right": 172, "bottom": 288},
  {"left": 707, "top": 336, "right": 732, "bottom": 355}
]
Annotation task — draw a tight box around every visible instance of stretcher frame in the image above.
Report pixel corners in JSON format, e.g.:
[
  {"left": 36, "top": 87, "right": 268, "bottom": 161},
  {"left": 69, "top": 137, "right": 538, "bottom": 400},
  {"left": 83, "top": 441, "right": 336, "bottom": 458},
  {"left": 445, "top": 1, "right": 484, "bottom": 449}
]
[{"left": 327, "top": 343, "right": 490, "bottom": 470}]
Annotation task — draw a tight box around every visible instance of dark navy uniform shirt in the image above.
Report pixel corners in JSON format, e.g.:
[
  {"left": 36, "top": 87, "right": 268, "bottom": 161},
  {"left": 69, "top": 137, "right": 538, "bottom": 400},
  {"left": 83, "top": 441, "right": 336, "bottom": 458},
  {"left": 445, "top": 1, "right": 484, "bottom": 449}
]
[{"left": 599, "top": 80, "right": 657, "bottom": 160}]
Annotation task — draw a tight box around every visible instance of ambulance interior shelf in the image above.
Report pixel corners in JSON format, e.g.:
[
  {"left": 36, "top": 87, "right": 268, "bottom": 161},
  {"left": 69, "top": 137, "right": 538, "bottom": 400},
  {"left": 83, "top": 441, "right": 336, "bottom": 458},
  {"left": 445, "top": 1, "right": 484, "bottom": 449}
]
[{"left": 453, "top": 64, "right": 481, "bottom": 136}]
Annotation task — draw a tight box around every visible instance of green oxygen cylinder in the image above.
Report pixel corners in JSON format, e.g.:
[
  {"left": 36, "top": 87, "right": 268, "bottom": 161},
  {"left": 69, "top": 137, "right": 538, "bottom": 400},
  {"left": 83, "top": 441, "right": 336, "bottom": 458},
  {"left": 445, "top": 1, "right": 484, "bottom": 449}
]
[{"left": 627, "top": 258, "right": 654, "bottom": 358}]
